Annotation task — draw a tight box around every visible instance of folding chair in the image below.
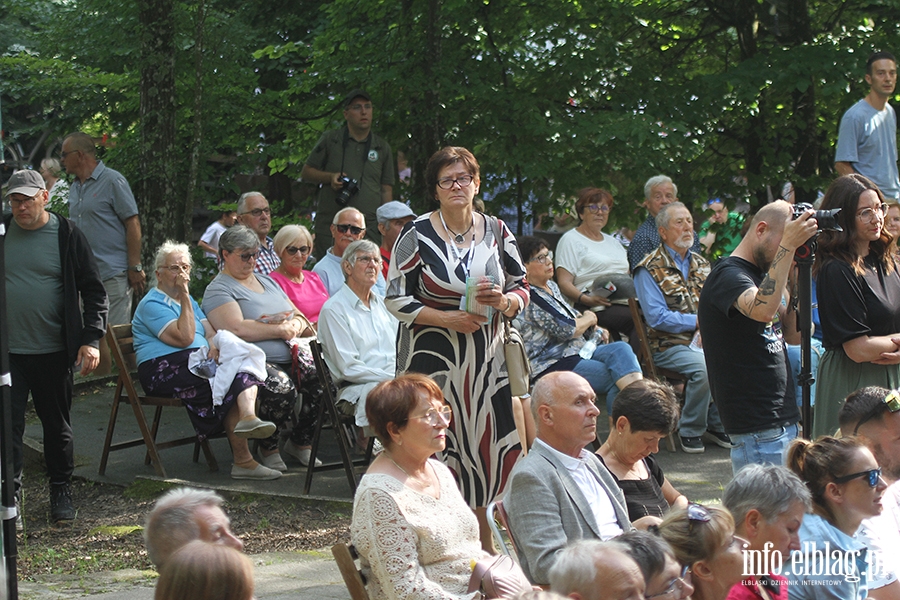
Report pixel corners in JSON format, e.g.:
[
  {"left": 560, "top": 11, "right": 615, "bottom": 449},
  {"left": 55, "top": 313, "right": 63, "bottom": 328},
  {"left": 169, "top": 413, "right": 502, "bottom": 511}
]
[
  {"left": 487, "top": 499, "right": 519, "bottom": 559},
  {"left": 332, "top": 543, "right": 369, "bottom": 600},
  {"left": 627, "top": 298, "right": 688, "bottom": 452},
  {"left": 99, "top": 324, "right": 218, "bottom": 477},
  {"left": 304, "top": 340, "right": 374, "bottom": 495}
]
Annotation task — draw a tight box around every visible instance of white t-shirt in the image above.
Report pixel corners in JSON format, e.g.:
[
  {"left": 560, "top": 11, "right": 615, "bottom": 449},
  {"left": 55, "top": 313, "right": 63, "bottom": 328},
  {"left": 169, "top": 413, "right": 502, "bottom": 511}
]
[
  {"left": 857, "top": 479, "right": 900, "bottom": 589},
  {"left": 555, "top": 228, "right": 630, "bottom": 294},
  {"left": 200, "top": 221, "right": 228, "bottom": 259}
]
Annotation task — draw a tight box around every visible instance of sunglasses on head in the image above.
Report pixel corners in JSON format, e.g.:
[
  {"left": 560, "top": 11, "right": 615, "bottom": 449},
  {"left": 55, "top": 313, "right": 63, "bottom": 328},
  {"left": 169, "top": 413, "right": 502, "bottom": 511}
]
[
  {"left": 687, "top": 503, "right": 711, "bottom": 534},
  {"left": 335, "top": 223, "right": 364, "bottom": 236},
  {"left": 854, "top": 390, "right": 900, "bottom": 434},
  {"left": 832, "top": 467, "right": 882, "bottom": 487},
  {"left": 285, "top": 245, "right": 311, "bottom": 256}
]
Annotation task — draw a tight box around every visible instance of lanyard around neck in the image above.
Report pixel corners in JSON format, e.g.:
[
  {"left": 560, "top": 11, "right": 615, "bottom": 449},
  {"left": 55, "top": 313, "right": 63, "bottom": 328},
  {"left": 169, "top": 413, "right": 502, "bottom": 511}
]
[{"left": 439, "top": 210, "right": 476, "bottom": 277}]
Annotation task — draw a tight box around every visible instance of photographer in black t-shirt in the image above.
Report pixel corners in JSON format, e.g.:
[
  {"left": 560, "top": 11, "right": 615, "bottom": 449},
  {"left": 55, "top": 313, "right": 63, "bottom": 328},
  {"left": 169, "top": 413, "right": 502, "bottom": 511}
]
[{"left": 698, "top": 201, "right": 817, "bottom": 473}]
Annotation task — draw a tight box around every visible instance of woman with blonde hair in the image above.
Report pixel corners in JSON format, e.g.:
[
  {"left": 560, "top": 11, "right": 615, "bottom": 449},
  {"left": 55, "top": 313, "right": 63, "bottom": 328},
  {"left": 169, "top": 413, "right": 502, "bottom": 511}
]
[
  {"left": 154, "top": 539, "right": 254, "bottom": 600},
  {"left": 659, "top": 503, "right": 745, "bottom": 600},
  {"left": 269, "top": 224, "right": 329, "bottom": 324},
  {"left": 786, "top": 436, "right": 886, "bottom": 599}
]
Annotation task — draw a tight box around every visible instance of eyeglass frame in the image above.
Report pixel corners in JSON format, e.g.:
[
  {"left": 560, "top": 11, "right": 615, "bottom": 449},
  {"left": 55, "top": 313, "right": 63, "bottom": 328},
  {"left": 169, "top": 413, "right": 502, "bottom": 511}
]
[
  {"left": 832, "top": 467, "right": 882, "bottom": 487},
  {"left": 284, "top": 245, "right": 311, "bottom": 256},
  {"left": 646, "top": 565, "right": 691, "bottom": 599},
  {"left": 7, "top": 195, "right": 38, "bottom": 206},
  {"left": 241, "top": 207, "right": 271, "bottom": 218},
  {"left": 854, "top": 390, "right": 900, "bottom": 434},
  {"left": 160, "top": 264, "right": 192, "bottom": 273},
  {"left": 353, "top": 255, "right": 382, "bottom": 266},
  {"left": 528, "top": 251, "right": 554, "bottom": 265},
  {"left": 856, "top": 203, "right": 887, "bottom": 224},
  {"left": 334, "top": 223, "right": 365, "bottom": 236},
  {"left": 409, "top": 405, "right": 453, "bottom": 426},
  {"left": 584, "top": 203, "right": 611, "bottom": 214},
  {"left": 436, "top": 175, "right": 475, "bottom": 190}
]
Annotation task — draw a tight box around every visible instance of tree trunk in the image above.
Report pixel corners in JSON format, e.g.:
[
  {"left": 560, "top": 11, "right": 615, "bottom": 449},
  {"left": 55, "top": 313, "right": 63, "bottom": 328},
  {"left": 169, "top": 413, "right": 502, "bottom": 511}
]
[
  {"left": 186, "top": 0, "right": 206, "bottom": 237},
  {"left": 138, "top": 0, "right": 180, "bottom": 264}
]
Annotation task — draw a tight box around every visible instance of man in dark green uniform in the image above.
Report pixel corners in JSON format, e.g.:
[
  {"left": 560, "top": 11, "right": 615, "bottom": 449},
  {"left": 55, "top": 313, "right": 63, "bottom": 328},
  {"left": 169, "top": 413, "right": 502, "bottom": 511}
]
[{"left": 302, "top": 89, "right": 395, "bottom": 258}]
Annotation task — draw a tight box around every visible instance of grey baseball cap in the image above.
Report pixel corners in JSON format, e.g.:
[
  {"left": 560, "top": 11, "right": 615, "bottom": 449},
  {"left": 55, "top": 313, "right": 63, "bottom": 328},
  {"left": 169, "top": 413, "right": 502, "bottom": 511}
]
[
  {"left": 6, "top": 170, "right": 46, "bottom": 198},
  {"left": 376, "top": 201, "right": 416, "bottom": 224}
]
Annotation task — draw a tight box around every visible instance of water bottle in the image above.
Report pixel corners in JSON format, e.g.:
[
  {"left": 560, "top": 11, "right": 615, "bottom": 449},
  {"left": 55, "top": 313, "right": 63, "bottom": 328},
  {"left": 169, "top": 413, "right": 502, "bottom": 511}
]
[{"left": 579, "top": 329, "right": 602, "bottom": 360}]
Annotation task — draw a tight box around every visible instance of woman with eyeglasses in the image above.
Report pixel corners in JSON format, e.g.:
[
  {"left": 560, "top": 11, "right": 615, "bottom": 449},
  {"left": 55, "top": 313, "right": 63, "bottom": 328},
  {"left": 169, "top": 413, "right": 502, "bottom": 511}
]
[
  {"left": 786, "top": 436, "right": 887, "bottom": 599},
  {"left": 351, "top": 374, "right": 531, "bottom": 600},
  {"left": 811, "top": 174, "right": 900, "bottom": 438},
  {"left": 132, "top": 241, "right": 281, "bottom": 480},
  {"left": 554, "top": 187, "right": 638, "bottom": 351},
  {"left": 659, "top": 503, "right": 746, "bottom": 600},
  {"left": 722, "top": 464, "right": 812, "bottom": 600},
  {"left": 618, "top": 530, "right": 694, "bottom": 599},
  {"left": 386, "top": 146, "right": 529, "bottom": 551},
  {"left": 202, "top": 225, "right": 322, "bottom": 470},
  {"left": 515, "top": 235, "right": 642, "bottom": 421},
  {"left": 269, "top": 225, "right": 329, "bottom": 324}
]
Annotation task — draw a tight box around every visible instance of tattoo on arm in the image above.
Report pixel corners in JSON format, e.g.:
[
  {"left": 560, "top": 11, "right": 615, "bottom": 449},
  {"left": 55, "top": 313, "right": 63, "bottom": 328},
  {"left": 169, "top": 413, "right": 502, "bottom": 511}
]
[{"left": 759, "top": 275, "right": 776, "bottom": 297}]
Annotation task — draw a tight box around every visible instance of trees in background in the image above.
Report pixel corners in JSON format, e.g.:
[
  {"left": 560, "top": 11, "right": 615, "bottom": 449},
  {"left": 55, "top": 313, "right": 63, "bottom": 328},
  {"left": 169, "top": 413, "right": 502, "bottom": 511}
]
[{"left": 2, "top": 0, "right": 900, "bottom": 254}]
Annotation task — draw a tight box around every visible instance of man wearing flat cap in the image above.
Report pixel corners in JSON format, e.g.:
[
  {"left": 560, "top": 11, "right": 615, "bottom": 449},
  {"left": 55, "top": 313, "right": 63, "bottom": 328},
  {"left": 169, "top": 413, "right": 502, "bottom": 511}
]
[
  {"left": 301, "top": 89, "right": 395, "bottom": 258},
  {"left": 376, "top": 201, "right": 415, "bottom": 278},
  {"left": 3, "top": 170, "right": 108, "bottom": 524}
]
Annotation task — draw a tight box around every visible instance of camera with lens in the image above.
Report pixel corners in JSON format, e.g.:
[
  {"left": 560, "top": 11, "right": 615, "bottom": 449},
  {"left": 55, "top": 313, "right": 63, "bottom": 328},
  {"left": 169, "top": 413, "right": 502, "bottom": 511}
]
[
  {"left": 335, "top": 176, "right": 360, "bottom": 207},
  {"left": 792, "top": 202, "right": 842, "bottom": 232}
]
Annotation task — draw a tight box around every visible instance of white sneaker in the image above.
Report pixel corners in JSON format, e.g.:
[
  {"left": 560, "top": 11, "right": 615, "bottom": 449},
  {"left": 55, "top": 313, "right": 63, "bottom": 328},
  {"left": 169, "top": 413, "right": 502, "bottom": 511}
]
[{"left": 283, "top": 442, "right": 323, "bottom": 467}]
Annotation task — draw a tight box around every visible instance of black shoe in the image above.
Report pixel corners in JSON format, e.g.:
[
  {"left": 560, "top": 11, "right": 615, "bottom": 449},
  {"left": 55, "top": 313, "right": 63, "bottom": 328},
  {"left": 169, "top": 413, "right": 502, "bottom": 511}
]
[
  {"left": 680, "top": 436, "right": 706, "bottom": 454},
  {"left": 703, "top": 430, "right": 735, "bottom": 449},
  {"left": 49, "top": 482, "right": 75, "bottom": 523}
]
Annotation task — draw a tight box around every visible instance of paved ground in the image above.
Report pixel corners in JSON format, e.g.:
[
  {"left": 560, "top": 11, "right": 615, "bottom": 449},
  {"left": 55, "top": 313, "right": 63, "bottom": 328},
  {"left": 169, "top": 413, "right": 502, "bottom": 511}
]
[{"left": 18, "top": 376, "right": 737, "bottom": 599}]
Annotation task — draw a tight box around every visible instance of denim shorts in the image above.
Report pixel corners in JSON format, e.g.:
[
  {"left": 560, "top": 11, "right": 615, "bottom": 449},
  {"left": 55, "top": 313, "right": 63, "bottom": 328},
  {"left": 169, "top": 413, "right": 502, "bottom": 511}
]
[{"left": 729, "top": 422, "right": 799, "bottom": 475}]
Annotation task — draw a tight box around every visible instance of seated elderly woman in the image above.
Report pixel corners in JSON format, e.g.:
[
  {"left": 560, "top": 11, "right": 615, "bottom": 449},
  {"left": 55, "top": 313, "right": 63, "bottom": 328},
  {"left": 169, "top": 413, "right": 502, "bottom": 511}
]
[
  {"left": 132, "top": 242, "right": 280, "bottom": 480},
  {"left": 351, "top": 374, "right": 519, "bottom": 600},
  {"left": 154, "top": 540, "right": 254, "bottom": 600},
  {"left": 659, "top": 503, "right": 746, "bottom": 600},
  {"left": 786, "top": 436, "right": 886, "bottom": 600},
  {"left": 618, "top": 530, "right": 694, "bottom": 600},
  {"left": 722, "top": 464, "right": 811, "bottom": 600},
  {"left": 596, "top": 379, "right": 687, "bottom": 522},
  {"left": 268, "top": 224, "right": 329, "bottom": 324},
  {"left": 554, "top": 188, "right": 638, "bottom": 348},
  {"left": 202, "top": 225, "right": 321, "bottom": 468},
  {"left": 515, "top": 235, "right": 642, "bottom": 414}
]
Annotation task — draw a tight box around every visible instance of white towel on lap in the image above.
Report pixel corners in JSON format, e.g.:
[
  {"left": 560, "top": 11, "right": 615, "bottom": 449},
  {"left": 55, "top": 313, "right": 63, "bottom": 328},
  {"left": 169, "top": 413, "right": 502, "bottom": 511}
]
[{"left": 211, "top": 330, "right": 267, "bottom": 406}]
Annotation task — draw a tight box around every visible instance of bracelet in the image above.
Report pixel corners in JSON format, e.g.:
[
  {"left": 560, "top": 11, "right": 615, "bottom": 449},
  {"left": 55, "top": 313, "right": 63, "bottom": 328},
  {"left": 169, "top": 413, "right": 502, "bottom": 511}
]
[
  {"left": 578, "top": 292, "right": 586, "bottom": 304},
  {"left": 503, "top": 295, "right": 513, "bottom": 313}
]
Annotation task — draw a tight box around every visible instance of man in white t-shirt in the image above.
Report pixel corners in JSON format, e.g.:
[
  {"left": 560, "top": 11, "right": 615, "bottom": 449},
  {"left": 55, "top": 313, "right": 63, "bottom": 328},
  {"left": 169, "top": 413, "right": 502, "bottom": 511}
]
[
  {"left": 505, "top": 371, "right": 636, "bottom": 585},
  {"left": 198, "top": 207, "right": 237, "bottom": 261},
  {"left": 840, "top": 386, "right": 900, "bottom": 594}
]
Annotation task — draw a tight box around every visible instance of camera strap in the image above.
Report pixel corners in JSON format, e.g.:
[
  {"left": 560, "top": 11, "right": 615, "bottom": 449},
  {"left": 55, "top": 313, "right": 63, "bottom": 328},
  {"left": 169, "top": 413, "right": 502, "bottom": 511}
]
[{"left": 340, "top": 126, "right": 372, "bottom": 187}]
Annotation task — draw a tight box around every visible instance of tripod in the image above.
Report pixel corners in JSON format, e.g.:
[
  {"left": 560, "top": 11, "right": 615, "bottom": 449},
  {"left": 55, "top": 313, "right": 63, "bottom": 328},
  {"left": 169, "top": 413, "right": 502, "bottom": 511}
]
[{"left": 794, "top": 237, "right": 816, "bottom": 440}]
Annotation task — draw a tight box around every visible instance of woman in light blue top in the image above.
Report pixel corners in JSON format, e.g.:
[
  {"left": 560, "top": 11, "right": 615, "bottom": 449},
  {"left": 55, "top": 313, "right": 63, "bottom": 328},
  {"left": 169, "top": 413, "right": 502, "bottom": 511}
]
[
  {"left": 132, "top": 241, "right": 280, "bottom": 481},
  {"left": 786, "top": 436, "right": 887, "bottom": 599}
]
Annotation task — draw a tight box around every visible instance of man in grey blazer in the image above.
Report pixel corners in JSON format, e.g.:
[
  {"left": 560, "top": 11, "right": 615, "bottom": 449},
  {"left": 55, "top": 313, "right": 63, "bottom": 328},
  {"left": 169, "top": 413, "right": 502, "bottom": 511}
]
[{"left": 505, "top": 371, "right": 635, "bottom": 585}]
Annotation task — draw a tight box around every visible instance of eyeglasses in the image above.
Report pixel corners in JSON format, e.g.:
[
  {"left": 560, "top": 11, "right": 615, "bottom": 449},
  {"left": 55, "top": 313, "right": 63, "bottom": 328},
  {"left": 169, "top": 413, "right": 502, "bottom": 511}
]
[
  {"left": 355, "top": 255, "right": 382, "bottom": 266},
  {"left": 646, "top": 566, "right": 691, "bottom": 599},
  {"left": 584, "top": 203, "right": 610, "bottom": 214},
  {"left": 410, "top": 406, "right": 453, "bottom": 426},
  {"left": 58, "top": 150, "right": 77, "bottom": 160},
  {"left": 437, "top": 175, "right": 474, "bottom": 190},
  {"left": 8, "top": 196, "right": 37, "bottom": 206},
  {"left": 161, "top": 264, "right": 192, "bottom": 273},
  {"left": 236, "top": 251, "right": 260, "bottom": 263},
  {"left": 335, "top": 223, "right": 365, "bottom": 236},
  {"left": 529, "top": 251, "right": 554, "bottom": 265},
  {"left": 285, "top": 245, "right": 311, "bottom": 256},
  {"left": 857, "top": 204, "right": 887, "bottom": 224},
  {"left": 832, "top": 467, "right": 882, "bottom": 487},
  {"left": 854, "top": 390, "right": 900, "bottom": 434},
  {"left": 687, "top": 503, "right": 711, "bottom": 534},
  {"left": 241, "top": 207, "right": 271, "bottom": 217}
]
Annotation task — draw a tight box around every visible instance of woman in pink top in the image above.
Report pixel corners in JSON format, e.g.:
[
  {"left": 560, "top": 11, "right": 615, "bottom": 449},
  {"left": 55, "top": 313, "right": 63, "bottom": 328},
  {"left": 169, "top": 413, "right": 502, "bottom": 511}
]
[{"left": 269, "top": 225, "right": 329, "bottom": 323}]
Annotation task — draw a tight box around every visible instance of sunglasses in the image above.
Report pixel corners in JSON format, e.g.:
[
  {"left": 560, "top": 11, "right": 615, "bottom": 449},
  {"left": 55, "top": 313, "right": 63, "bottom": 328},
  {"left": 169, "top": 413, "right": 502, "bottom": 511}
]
[
  {"left": 687, "top": 503, "right": 711, "bottom": 534},
  {"left": 285, "top": 245, "right": 311, "bottom": 256},
  {"left": 832, "top": 468, "right": 882, "bottom": 487},
  {"left": 237, "top": 251, "right": 260, "bottom": 263},
  {"left": 854, "top": 390, "right": 900, "bottom": 434},
  {"left": 335, "top": 223, "right": 364, "bottom": 236}
]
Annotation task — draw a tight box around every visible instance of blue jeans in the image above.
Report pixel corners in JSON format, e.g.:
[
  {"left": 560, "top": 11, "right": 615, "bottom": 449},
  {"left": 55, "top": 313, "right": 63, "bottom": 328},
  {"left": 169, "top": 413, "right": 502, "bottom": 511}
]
[
  {"left": 729, "top": 422, "right": 799, "bottom": 474},
  {"left": 572, "top": 341, "right": 642, "bottom": 413},
  {"left": 786, "top": 338, "right": 824, "bottom": 407},
  {"left": 652, "top": 345, "right": 722, "bottom": 437}
]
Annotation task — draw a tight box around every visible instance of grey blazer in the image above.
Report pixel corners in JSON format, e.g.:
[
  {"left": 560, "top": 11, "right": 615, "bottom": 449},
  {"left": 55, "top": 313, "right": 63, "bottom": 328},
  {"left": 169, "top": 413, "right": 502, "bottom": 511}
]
[{"left": 504, "top": 441, "right": 633, "bottom": 585}]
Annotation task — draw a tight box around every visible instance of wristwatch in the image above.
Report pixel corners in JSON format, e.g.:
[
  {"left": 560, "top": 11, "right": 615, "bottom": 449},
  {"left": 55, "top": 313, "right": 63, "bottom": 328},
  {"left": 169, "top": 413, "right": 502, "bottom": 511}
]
[{"left": 128, "top": 265, "right": 143, "bottom": 272}]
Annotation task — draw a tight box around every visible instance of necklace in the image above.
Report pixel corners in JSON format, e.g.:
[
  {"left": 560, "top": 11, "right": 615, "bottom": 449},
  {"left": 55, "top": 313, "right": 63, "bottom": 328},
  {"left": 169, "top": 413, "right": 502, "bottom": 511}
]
[
  {"left": 440, "top": 211, "right": 474, "bottom": 244},
  {"left": 386, "top": 452, "right": 430, "bottom": 486}
]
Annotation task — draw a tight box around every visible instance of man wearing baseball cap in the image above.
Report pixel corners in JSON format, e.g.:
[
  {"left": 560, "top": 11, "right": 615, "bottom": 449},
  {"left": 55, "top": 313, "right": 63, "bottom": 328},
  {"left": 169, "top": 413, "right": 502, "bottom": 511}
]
[
  {"left": 301, "top": 89, "right": 395, "bottom": 258},
  {"left": 375, "top": 200, "right": 416, "bottom": 278},
  {"left": 3, "top": 169, "right": 108, "bottom": 524}
]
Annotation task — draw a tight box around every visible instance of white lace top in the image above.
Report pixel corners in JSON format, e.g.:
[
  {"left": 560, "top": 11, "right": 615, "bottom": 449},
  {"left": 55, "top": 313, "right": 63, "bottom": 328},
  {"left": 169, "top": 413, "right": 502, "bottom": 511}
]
[{"left": 350, "top": 459, "right": 488, "bottom": 600}]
